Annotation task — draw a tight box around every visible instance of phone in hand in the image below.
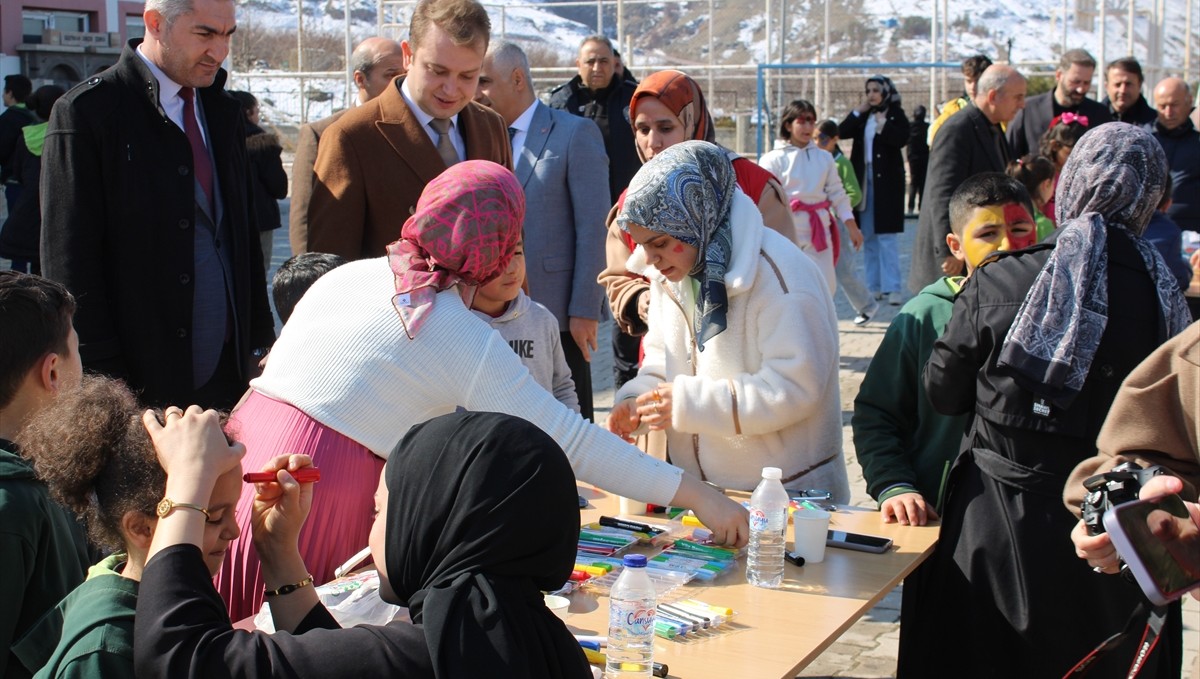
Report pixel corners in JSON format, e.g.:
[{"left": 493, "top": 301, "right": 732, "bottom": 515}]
[
  {"left": 826, "top": 530, "right": 892, "bottom": 554},
  {"left": 1103, "top": 493, "right": 1200, "bottom": 606}
]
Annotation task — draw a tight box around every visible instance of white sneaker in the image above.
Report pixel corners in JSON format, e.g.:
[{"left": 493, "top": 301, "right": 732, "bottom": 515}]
[
  {"left": 853, "top": 313, "right": 870, "bottom": 326},
  {"left": 887, "top": 291, "right": 904, "bottom": 306}
]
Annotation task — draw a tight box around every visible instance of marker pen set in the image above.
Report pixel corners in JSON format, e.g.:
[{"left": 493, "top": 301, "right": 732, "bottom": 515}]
[{"left": 655, "top": 599, "right": 735, "bottom": 637}]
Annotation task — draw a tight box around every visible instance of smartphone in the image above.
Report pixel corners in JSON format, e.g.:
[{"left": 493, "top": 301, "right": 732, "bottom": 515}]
[
  {"left": 826, "top": 530, "right": 893, "bottom": 554},
  {"left": 1103, "top": 494, "right": 1200, "bottom": 606}
]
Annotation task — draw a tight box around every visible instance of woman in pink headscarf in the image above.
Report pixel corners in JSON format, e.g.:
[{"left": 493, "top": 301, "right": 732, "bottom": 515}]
[{"left": 215, "top": 161, "right": 748, "bottom": 621}]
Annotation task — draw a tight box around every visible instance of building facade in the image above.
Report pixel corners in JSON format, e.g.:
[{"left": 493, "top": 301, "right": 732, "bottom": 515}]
[{"left": 1, "top": 0, "right": 145, "bottom": 89}]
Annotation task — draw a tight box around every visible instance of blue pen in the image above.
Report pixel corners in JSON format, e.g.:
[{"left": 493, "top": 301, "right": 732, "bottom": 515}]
[{"left": 578, "top": 640, "right": 600, "bottom": 651}]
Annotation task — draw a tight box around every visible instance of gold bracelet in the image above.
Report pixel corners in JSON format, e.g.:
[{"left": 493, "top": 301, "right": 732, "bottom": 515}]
[
  {"left": 265, "top": 574, "right": 314, "bottom": 597},
  {"left": 155, "top": 498, "right": 210, "bottom": 520}
]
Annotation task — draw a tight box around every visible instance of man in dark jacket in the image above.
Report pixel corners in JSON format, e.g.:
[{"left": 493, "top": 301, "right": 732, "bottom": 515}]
[
  {"left": 1152, "top": 77, "right": 1199, "bottom": 235},
  {"left": 1101, "top": 57, "right": 1157, "bottom": 129},
  {"left": 1007, "top": 49, "right": 1112, "bottom": 157},
  {"left": 547, "top": 34, "right": 638, "bottom": 205},
  {"left": 909, "top": 65, "right": 1025, "bottom": 293},
  {"left": 40, "top": 0, "right": 274, "bottom": 410},
  {"left": 0, "top": 75, "right": 36, "bottom": 217}
]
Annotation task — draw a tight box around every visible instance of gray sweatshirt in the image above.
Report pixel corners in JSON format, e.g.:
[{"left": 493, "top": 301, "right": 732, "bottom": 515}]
[{"left": 471, "top": 290, "right": 580, "bottom": 412}]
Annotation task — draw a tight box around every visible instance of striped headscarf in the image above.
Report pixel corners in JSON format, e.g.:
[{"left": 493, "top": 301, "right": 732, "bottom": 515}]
[
  {"left": 386, "top": 161, "right": 524, "bottom": 338},
  {"left": 617, "top": 140, "right": 735, "bottom": 348}
]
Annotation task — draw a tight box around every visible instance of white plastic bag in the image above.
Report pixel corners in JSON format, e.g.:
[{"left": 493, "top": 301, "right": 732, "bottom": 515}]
[{"left": 252, "top": 570, "right": 405, "bottom": 632}]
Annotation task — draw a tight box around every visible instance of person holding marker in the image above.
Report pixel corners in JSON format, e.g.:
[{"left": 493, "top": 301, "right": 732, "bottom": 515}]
[
  {"left": 607, "top": 141, "right": 849, "bottom": 500},
  {"left": 134, "top": 408, "right": 593, "bottom": 678},
  {"left": 216, "top": 160, "right": 749, "bottom": 621}
]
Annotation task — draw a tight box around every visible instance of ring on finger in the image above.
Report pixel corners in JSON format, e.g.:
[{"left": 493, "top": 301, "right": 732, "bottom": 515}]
[
  {"left": 653, "top": 403, "right": 660, "bottom": 414},
  {"left": 652, "top": 389, "right": 661, "bottom": 402}
]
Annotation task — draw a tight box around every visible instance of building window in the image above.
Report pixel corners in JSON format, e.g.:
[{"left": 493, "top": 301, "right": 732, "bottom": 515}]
[
  {"left": 126, "top": 15, "right": 145, "bottom": 40},
  {"left": 21, "top": 11, "right": 91, "bottom": 43}
]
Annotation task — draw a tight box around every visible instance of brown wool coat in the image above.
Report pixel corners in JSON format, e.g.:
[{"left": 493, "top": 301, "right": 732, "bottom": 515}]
[{"left": 307, "top": 78, "right": 512, "bottom": 260}]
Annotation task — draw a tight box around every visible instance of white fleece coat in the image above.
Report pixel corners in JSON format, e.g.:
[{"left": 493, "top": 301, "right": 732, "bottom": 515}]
[{"left": 615, "top": 191, "right": 850, "bottom": 499}]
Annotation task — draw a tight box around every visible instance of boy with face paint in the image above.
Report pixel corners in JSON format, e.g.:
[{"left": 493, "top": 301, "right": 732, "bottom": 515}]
[{"left": 852, "top": 172, "right": 1037, "bottom": 669}]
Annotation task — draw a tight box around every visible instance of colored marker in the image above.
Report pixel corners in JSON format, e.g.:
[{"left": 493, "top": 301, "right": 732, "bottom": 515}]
[
  {"left": 682, "top": 598, "right": 734, "bottom": 617},
  {"left": 242, "top": 468, "right": 321, "bottom": 484},
  {"left": 599, "top": 515, "right": 667, "bottom": 535}
]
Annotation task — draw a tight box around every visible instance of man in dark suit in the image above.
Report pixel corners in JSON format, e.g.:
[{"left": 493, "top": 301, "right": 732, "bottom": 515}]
[
  {"left": 1101, "top": 56, "right": 1157, "bottom": 129},
  {"left": 1007, "top": 49, "right": 1111, "bottom": 158},
  {"left": 288, "top": 37, "right": 404, "bottom": 255},
  {"left": 307, "top": 0, "right": 511, "bottom": 261},
  {"left": 476, "top": 41, "right": 609, "bottom": 419},
  {"left": 40, "top": 0, "right": 274, "bottom": 410},
  {"left": 909, "top": 65, "right": 1027, "bottom": 293}
]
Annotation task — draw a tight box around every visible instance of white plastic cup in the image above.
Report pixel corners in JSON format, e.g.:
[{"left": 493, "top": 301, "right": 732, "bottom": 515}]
[
  {"left": 792, "top": 507, "right": 832, "bottom": 564},
  {"left": 618, "top": 496, "right": 645, "bottom": 516}
]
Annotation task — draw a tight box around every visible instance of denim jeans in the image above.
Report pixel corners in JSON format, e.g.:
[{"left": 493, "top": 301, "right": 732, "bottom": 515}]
[{"left": 860, "top": 172, "right": 902, "bottom": 294}]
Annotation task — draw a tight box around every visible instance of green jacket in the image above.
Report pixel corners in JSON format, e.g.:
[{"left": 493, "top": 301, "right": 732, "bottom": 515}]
[
  {"left": 0, "top": 443, "right": 89, "bottom": 679},
  {"left": 13, "top": 554, "right": 136, "bottom": 679},
  {"left": 832, "top": 150, "right": 863, "bottom": 210},
  {"left": 851, "top": 278, "right": 968, "bottom": 510}
]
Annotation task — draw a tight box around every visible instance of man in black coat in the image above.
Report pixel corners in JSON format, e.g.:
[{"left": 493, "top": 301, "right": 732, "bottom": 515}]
[
  {"left": 1101, "top": 56, "right": 1157, "bottom": 129},
  {"left": 909, "top": 65, "right": 1026, "bottom": 293},
  {"left": 0, "top": 75, "right": 36, "bottom": 215},
  {"left": 1007, "top": 48, "right": 1112, "bottom": 158},
  {"left": 1153, "top": 77, "right": 1200, "bottom": 235},
  {"left": 40, "top": 0, "right": 274, "bottom": 410}
]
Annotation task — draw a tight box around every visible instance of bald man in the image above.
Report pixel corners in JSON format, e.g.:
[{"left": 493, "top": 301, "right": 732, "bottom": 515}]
[
  {"left": 288, "top": 37, "right": 404, "bottom": 254},
  {"left": 1154, "top": 77, "right": 1199, "bottom": 234},
  {"left": 909, "top": 65, "right": 1026, "bottom": 292}
]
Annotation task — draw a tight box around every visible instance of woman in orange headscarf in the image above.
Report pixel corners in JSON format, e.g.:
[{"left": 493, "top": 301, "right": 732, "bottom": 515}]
[{"left": 599, "top": 70, "right": 791, "bottom": 341}]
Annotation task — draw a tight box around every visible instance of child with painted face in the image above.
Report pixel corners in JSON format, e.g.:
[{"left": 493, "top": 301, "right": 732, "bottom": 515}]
[
  {"left": 852, "top": 172, "right": 1038, "bottom": 678},
  {"left": 1006, "top": 154, "right": 1057, "bottom": 242}
]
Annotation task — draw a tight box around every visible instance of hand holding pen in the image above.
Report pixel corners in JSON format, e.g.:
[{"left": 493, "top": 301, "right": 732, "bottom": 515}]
[{"left": 250, "top": 454, "right": 316, "bottom": 565}]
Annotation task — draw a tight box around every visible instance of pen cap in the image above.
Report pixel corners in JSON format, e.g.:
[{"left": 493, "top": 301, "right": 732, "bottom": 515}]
[
  {"left": 760, "top": 466, "right": 782, "bottom": 480},
  {"left": 622, "top": 554, "right": 648, "bottom": 568}
]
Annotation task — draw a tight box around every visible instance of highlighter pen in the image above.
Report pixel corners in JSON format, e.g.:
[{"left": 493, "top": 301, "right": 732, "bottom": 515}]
[
  {"left": 582, "top": 648, "right": 606, "bottom": 666},
  {"left": 598, "top": 515, "right": 667, "bottom": 535},
  {"left": 572, "top": 564, "right": 609, "bottom": 577},
  {"left": 659, "top": 602, "right": 708, "bottom": 629},
  {"left": 568, "top": 570, "right": 590, "bottom": 582},
  {"left": 682, "top": 599, "right": 734, "bottom": 617},
  {"left": 242, "top": 468, "right": 321, "bottom": 484},
  {"left": 654, "top": 611, "right": 692, "bottom": 635},
  {"left": 653, "top": 621, "right": 677, "bottom": 639},
  {"left": 670, "top": 600, "right": 724, "bottom": 627}
]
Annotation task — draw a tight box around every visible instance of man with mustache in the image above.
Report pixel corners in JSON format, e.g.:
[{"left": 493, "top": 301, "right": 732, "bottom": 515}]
[
  {"left": 40, "top": 0, "right": 275, "bottom": 410},
  {"left": 1007, "top": 48, "right": 1112, "bottom": 158},
  {"left": 1101, "top": 57, "right": 1157, "bottom": 129}
]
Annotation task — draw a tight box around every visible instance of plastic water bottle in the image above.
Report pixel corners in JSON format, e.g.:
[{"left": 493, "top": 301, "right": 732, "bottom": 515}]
[
  {"left": 746, "top": 466, "right": 789, "bottom": 588},
  {"left": 606, "top": 554, "right": 656, "bottom": 678}
]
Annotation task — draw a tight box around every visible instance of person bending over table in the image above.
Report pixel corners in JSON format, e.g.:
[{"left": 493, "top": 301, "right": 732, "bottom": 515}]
[
  {"left": 216, "top": 160, "right": 748, "bottom": 621},
  {"left": 606, "top": 141, "right": 850, "bottom": 499},
  {"left": 11, "top": 378, "right": 241, "bottom": 678},
  {"left": 135, "top": 407, "right": 592, "bottom": 678}
]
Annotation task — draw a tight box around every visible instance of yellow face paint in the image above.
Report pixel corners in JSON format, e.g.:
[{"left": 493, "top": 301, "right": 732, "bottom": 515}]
[{"left": 960, "top": 203, "right": 1037, "bottom": 268}]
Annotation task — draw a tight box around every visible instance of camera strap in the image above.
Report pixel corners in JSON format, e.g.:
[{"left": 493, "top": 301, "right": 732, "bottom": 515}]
[{"left": 1061, "top": 601, "right": 1167, "bottom": 678}]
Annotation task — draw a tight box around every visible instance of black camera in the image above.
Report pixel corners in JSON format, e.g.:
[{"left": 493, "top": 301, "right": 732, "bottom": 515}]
[{"left": 1080, "top": 461, "right": 1169, "bottom": 536}]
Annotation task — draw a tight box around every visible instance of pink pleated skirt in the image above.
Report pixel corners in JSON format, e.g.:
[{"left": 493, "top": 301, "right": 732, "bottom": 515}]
[{"left": 215, "top": 390, "right": 385, "bottom": 622}]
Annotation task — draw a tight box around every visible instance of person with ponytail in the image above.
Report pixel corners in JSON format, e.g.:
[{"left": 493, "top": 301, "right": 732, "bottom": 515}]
[{"left": 1005, "top": 154, "right": 1057, "bottom": 241}]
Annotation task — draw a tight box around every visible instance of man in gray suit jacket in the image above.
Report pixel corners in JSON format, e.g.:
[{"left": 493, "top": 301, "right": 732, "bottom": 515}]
[{"left": 476, "top": 41, "right": 609, "bottom": 419}]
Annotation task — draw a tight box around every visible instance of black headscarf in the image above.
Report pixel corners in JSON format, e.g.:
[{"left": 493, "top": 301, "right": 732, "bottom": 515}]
[
  {"left": 866, "top": 74, "right": 901, "bottom": 112},
  {"left": 383, "top": 411, "right": 590, "bottom": 679}
]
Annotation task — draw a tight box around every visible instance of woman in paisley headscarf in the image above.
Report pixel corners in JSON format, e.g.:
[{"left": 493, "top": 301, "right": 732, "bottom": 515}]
[
  {"left": 914, "top": 123, "right": 1192, "bottom": 677},
  {"left": 134, "top": 409, "right": 591, "bottom": 678},
  {"left": 606, "top": 141, "right": 849, "bottom": 498},
  {"left": 216, "top": 160, "right": 748, "bottom": 621},
  {"left": 598, "top": 70, "right": 791, "bottom": 358}
]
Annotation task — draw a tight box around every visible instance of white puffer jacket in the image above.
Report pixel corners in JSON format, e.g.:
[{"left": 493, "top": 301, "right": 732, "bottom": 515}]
[{"left": 615, "top": 190, "right": 849, "bottom": 499}]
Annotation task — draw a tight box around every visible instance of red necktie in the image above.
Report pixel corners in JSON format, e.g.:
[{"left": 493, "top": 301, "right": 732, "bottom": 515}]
[{"left": 179, "top": 87, "right": 215, "bottom": 213}]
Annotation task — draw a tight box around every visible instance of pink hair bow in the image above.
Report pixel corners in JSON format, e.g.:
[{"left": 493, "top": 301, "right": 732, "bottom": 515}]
[{"left": 1059, "top": 112, "right": 1089, "bottom": 127}]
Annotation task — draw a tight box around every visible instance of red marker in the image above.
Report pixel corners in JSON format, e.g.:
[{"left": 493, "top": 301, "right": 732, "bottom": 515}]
[{"left": 242, "top": 468, "right": 322, "bottom": 484}]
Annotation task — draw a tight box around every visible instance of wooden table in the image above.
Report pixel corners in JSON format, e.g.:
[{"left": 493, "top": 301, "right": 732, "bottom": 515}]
[{"left": 568, "top": 485, "right": 939, "bottom": 679}]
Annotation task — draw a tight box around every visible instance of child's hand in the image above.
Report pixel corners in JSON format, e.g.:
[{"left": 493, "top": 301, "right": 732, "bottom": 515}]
[
  {"left": 607, "top": 399, "right": 641, "bottom": 440},
  {"left": 251, "top": 454, "right": 315, "bottom": 563},
  {"left": 635, "top": 383, "right": 674, "bottom": 432},
  {"left": 880, "top": 491, "right": 937, "bottom": 526},
  {"left": 846, "top": 219, "right": 864, "bottom": 250}
]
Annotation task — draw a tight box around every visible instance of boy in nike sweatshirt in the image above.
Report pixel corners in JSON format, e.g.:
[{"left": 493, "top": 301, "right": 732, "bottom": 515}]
[{"left": 470, "top": 241, "right": 579, "bottom": 412}]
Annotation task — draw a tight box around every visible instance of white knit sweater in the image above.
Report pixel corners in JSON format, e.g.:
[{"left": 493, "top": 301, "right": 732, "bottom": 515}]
[
  {"left": 614, "top": 192, "right": 849, "bottom": 500},
  {"left": 252, "top": 258, "right": 683, "bottom": 505}
]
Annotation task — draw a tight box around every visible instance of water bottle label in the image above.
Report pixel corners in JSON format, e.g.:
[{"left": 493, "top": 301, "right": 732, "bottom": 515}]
[
  {"left": 749, "top": 507, "right": 768, "bottom": 532},
  {"left": 611, "top": 603, "right": 656, "bottom": 635}
]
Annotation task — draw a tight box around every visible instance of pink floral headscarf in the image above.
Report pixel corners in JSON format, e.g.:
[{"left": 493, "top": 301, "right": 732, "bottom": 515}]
[{"left": 386, "top": 161, "right": 524, "bottom": 338}]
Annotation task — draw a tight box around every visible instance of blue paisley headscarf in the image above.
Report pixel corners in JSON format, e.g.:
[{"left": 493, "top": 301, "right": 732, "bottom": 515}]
[
  {"left": 617, "top": 140, "right": 735, "bottom": 349},
  {"left": 998, "top": 123, "right": 1192, "bottom": 407}
]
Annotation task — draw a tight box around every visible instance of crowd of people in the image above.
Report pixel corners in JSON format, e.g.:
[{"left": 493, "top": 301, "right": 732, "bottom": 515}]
[{"left": 1, "top": 0, "right": 1199, "bottom": 676}]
